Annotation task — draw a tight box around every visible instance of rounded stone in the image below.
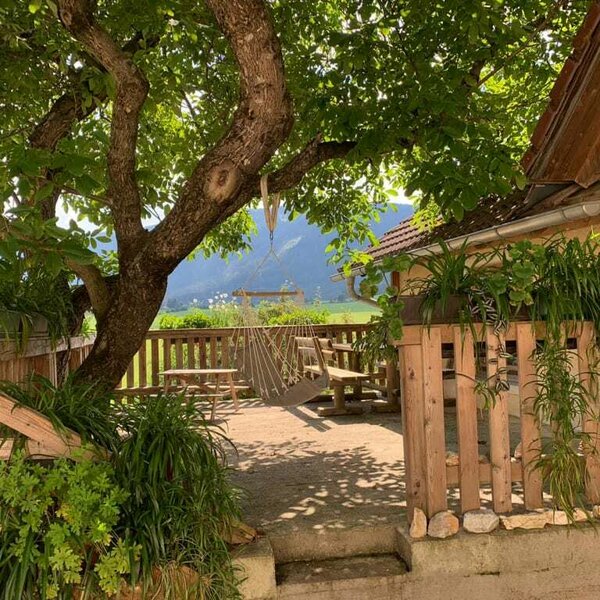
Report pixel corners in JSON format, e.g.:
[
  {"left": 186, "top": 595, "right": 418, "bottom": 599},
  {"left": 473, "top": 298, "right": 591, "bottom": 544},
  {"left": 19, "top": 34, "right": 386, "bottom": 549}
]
[
  {"left": 409, "top": 507, "right": 427, "bottom": 539},
  {"left": 427, "top": 510, "right": 459, "bottom": 539},
  {"left": 463, "top": 508, "right": 499, "bottom": 534}
]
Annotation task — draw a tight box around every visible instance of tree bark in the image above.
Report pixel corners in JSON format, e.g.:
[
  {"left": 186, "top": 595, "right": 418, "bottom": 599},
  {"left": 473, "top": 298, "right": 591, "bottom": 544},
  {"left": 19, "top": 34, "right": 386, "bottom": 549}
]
[{"left": 74, "top": 267, "right": 167, "bottom": 388}]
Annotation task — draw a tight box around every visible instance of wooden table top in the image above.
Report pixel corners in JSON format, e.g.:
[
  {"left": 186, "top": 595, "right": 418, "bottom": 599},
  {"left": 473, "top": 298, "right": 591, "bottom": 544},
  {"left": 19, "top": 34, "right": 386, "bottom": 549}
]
[{"left": 160, "top": 368, "right": 238, "bottom": 376}]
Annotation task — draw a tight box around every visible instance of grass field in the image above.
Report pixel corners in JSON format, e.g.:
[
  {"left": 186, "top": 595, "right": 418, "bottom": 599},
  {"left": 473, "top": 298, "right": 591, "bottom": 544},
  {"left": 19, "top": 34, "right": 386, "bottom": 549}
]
[{"left": 152, "top": 300, "right": 379, "bottom": 328}]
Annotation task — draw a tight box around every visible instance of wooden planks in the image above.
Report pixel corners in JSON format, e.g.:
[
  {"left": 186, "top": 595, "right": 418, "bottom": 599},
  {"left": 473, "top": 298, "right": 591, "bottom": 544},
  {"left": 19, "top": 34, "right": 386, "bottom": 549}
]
[
  {"left": 0, "top": 392, "right": 94, "bottom": 460},
  {"left": 453, "top": 327, "right": 480, "bottom": 513},
  {"left": 486, "top": 329, "right": 512, "bottom": 513},
  {"left": 579, "top": 322, "right": 600, "bottom": 503},
  {"left": 398, "top": 343, "right": 427, "bottom": 522},
  {"left": 516, "top": 323, "right": 543, "bottom": 509},
  {"left": 138, "top": 340, "right": 147, "bottom": 388},
  {"left": 421, "top": 328, "right": 447, "bottom": 516}
]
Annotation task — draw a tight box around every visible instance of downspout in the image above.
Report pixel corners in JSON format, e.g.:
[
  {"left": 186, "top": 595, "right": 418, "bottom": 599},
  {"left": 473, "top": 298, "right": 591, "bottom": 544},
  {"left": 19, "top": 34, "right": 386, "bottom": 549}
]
[{"left": 346, "top": 275, "right": 379, "bottom": 308}]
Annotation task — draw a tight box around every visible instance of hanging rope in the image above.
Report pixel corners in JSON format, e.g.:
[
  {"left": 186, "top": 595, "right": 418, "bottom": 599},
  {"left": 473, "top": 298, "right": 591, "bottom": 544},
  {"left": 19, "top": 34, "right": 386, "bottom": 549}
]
[{"left": 261, "top": 174, "right": 281, "bottom": 244}]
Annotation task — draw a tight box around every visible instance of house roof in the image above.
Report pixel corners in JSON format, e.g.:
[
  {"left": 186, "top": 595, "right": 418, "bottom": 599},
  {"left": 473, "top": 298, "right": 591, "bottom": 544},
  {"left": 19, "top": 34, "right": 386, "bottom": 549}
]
[
  {"left": 366, "top": 1, "right": 600, "bottom": 263},
  {"left": 367, "top": 190, "right": 528, "bottom": 261},
  {"left": 523, "top": 1, "right": 600, "bottom": 187}
]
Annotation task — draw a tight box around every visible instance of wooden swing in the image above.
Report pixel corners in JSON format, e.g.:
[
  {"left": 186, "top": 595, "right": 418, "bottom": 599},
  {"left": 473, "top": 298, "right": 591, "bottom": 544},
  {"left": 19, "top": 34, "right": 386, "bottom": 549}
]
[{"left": 230, "top": 175, "right": 328, "bottom": 407}]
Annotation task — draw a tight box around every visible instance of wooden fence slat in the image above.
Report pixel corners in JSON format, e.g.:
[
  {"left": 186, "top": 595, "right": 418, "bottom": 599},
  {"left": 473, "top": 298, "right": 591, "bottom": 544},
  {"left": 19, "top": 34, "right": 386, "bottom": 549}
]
[
  {"left": 138, "top": 340, "right": 147, "bottom": 388},
  {"left": 453, "top": 327, "right": 480, "bottom": 513},
  {"left": 210, "top": 336, "right": 217, "bottom": 369},
  {"left": 486, "top": 329, "right": 512, "bottom": 513},
  {"left": 199, "top": 338, "right": 207, "bottom": 369},
  {"left": 580, "top": 323, "right": 600, "bottom": 503},
  {"left": 516, "top": 323, "right": 543, "bottom": 509},
  {"left": 187, "top": 337, "right": 195, "bottom": 369},
  {"left": 175, "top": 338, "right": 184, "bottom": 368},
  {"left": 126, "top": 358, "right": 135, "bottom": 389},
  {"left": 422, "top": 327, "right": 447, "bottom": 516},
  {"left": 151, "top": 338, "right": 160, "bottom": 386},
  {"left": 398, "top": 343, "right": 427, "bottom": 522},
  {"left": 163, "top": 337, "right": 171, "bottom": 373}
]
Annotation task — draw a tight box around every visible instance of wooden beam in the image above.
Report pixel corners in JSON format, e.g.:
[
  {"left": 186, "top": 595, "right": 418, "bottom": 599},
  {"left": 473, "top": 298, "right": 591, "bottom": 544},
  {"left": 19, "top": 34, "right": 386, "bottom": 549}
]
[
  {"left": 516, "top": 323, "right": 544, "bottom": 509},
  {"left": 422, "top": 327, "right": 447, "bottom": 515},
  {"left": 454, "top": 327, "right": 481, "bottom": 513}
]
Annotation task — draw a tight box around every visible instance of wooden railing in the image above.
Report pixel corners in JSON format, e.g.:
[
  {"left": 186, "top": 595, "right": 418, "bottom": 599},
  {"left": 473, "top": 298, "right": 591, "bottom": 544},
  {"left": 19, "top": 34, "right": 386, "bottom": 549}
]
[
  {"left": 396, "top": 321, "right": 600, "bottom": 520},
  {"left": 117, "top": 324, "right": 381, "bottom": 392},
  {"left": 0, "top": 336, "right": 95, "bottom": 386}
]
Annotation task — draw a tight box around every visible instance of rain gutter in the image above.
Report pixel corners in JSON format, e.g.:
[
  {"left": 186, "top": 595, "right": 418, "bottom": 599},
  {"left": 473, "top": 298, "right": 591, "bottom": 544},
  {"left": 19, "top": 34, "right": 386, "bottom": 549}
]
[{"left": 331, "top": 199, "right": 600, "bottom": 284}]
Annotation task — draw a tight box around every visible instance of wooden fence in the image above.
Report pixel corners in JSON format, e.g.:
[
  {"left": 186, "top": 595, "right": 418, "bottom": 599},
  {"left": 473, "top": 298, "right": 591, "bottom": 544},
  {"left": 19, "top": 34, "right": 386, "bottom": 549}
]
[
  {"left": 396, "top": 321, "right": 600, "bottom": 521},
  {"left": 0, "top": 336, "right": 95, "bottom": 386},
  {"left": 117, "top": 323, "right": 383, "bottom": 392}
]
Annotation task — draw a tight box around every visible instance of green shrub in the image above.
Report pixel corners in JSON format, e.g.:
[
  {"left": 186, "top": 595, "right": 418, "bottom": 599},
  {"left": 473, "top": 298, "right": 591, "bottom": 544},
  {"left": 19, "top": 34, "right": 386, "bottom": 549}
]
[
  {"left": 0, "top": 452, "right": 134, "bottom": 599},
  {"left": 0, "top": 376, "right": 120, "bottom": 453},
  {"left": 0, "top": 380, "right": 242, "bottom": 599},
  {"left": 180, "top": 309, "right": 212, "bottom": 329},
  {"left": 267, "top": 307, "right": 329, "bottom": 326},
  {"left": 158, "top": 314, "right": 184, "bottom": 329}
]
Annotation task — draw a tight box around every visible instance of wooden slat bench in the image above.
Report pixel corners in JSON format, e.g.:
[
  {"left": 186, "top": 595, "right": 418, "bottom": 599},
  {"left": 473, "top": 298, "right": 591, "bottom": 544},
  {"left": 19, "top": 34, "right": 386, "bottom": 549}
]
[{"left": 296, "top": 336, "right": 370, "bottom": 416}]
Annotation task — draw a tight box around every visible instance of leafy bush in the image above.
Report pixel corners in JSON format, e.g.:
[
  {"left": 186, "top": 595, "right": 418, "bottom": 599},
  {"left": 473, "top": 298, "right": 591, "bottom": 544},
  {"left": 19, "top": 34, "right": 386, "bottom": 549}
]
[
  {"left": 180, "top": 309, "right": 212, "bottom": 329},
  {"left": 266, "top": 307, "right": 329, "bottom": 326},
  {"left": 0, "top": 261, "right": 74, "bottom": 350},
  {"left": 157, "top": 314, "right": 184, "bottom": 330},
  {"left": 0, "top": 376, "right": 120, "bottom": 453},
  {"left": 0, "top": 453, "right": 134, "bottom": 599},
  {"left": 0, "top": 380, "right": 242, "bottom": 599},
  {"left": 158, "top": 310, "right": 213, "bottom": 329}
]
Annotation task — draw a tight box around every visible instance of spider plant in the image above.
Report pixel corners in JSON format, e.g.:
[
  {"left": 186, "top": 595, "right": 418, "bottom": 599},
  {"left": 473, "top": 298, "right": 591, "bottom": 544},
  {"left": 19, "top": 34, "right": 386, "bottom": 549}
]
[
  {"left": 114, "top": 393, "right": 242, "bottom": 599},
  {"left": 407, "top": 240, "right": 511, "bottom": 337},
  {"left": 533, "top": 341, "right": 594, "bottom": 519}
]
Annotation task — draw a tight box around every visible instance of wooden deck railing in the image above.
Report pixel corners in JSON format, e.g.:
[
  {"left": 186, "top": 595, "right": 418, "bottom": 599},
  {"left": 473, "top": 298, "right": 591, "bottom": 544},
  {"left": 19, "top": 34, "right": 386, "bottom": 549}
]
[
  {"left": 0, "top": 336, "right": 95, "bottom": 386},
  {"left": 396, "top": 321, "right": 600, "bottom": 521},
  {"left": 117, "top": 323, "right": 381, "bottom": 392}
]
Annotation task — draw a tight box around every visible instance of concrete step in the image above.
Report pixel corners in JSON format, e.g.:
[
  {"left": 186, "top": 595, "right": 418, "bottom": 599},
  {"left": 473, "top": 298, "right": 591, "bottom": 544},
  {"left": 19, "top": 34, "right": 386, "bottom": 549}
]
[
  {"left": 276, "top": 554, "right": 408, "bottom": 600},
  {"left": 269, "top": 521, "right": 404, "bottom": 563}
]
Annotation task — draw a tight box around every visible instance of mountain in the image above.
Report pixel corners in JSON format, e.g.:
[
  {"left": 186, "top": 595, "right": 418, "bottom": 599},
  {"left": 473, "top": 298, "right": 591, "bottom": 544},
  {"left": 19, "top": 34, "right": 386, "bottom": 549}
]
[{"left": 164, "top": 205, "right": 412, "bottom": 307}]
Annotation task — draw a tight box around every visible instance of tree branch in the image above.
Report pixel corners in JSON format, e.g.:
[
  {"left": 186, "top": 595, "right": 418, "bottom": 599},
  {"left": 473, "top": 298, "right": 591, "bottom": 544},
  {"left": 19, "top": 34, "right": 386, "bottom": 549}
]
[
  {"left": 146, "top": 0, "right": 294, "bottom": 269},
  {"left": 57, "top": 0, "right": 149, "bottom": 262},
  {"left": 64, "top": 260, "right": 111, "bottom": 320},
  {"left": 260, "top": 138, "right": 357, "bottom": 194},
  {"left": 28, "top": 32, "right": 155, "bottom": 220}
]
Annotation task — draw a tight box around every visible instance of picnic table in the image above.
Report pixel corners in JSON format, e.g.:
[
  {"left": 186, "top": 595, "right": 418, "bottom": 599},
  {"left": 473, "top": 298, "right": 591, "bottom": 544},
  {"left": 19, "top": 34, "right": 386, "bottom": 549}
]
[{"left": 160, "top": 368, "right": 240, "bottom": 420}]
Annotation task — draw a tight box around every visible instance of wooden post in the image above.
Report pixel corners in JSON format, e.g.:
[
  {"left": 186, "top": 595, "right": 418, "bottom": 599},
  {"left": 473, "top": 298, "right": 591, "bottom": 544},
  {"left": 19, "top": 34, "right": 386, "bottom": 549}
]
[
  {"left": 385, "top": 357, "right": 401, "bottom": 406},
  {"left": 422, "top": 327, "right": 447, "bottom": 516},
  {"left": 138, "top": 340, "right": 147, "bottom": 388},
  {"left": 453, "top": 327, "right": 480, "bottom": 513},
  {"left": 151, "top": 338, "right": 160, "bottom": 387},
  {"left": 516, "top": 323, "right": 543, "bottom": 509},
  {"left": 486, "top": 329, "right": 512, "bottom": 513},
  {"left": 580, "top": 323, "right": 600, "bottom": 503},
  {"left": 398, "top": 327, "right": 427, "bottom": 522}
]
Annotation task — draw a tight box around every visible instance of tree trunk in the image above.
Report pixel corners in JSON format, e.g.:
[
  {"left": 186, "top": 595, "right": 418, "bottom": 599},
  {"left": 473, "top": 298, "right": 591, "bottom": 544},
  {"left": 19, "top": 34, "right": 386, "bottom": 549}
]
[{"left": 73, "top": 268, "right": 168, "bottom": 389}]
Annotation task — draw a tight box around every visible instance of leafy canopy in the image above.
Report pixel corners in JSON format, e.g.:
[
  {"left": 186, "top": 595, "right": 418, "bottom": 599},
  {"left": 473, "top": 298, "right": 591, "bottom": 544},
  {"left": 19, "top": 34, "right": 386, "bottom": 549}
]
[{"left": 0, "top": 0, "right": 589, "bottom": 268}]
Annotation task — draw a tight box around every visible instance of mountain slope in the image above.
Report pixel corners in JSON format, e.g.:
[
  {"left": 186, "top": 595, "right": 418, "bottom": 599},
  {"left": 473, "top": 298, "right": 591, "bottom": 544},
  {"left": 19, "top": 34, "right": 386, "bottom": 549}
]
[{"left": 165, "top": 206, "right": 412, "bottom": 306}]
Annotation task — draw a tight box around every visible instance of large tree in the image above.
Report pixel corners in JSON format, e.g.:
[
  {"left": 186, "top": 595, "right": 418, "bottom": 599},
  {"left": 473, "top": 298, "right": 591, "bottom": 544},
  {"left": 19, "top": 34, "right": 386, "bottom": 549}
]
[{"left": 0, "top": 0, "right": 588, "bottom": 386}]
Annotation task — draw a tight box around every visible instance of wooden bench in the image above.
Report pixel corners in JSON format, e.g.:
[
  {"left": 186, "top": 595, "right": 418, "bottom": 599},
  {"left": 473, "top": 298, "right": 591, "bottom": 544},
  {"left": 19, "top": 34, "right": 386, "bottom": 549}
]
[{"left": 296, "top": 336, "right": 370, "bottom": 416}]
